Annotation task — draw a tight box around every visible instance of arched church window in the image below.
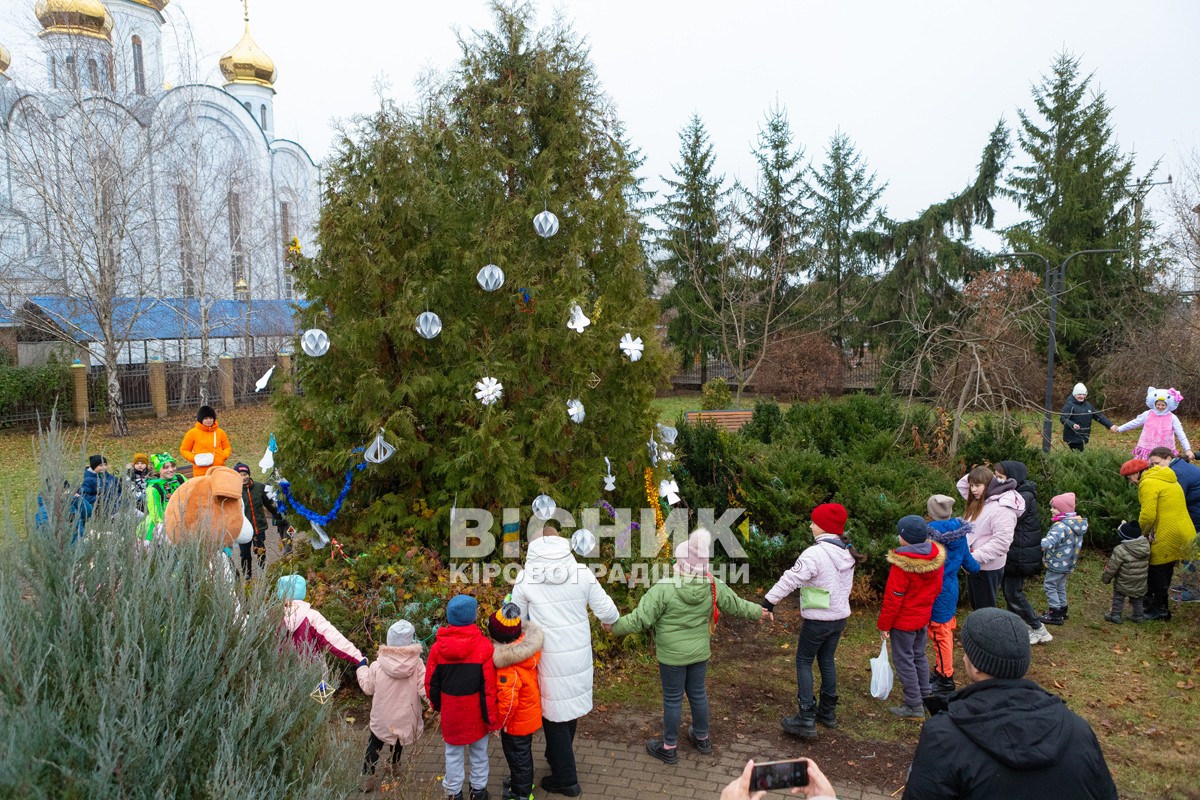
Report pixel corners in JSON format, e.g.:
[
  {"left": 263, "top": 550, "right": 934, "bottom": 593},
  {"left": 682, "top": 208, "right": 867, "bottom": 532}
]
[
  {"left": 132, "top": 36, "right": 146, "bottom": 95},
  {"left": 64, "top": 56, "right": 78, "bottom": 90},
  {"left": 88, "top": 59, "right": 100, "bottom": 90},
  {"left": 259, "top": 104, "right": 267, "bottom": 130}
]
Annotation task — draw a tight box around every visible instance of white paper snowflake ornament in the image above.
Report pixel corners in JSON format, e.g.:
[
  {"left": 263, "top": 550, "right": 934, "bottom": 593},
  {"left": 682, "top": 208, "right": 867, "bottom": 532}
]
[
  {"left": 567, "top": 305, "right": 591, "bottom": 333},
  {"left": 571, "top": 528, "right": 597, "bottom": 557},
  {"left": 659, "top": 449, "right": 675, "bottom": 463},
  {"left": 415, "top": 312, "right": 442, "bottom": 339},
  {"left": 475, "top": 377, "right": 503, "bottom": 406},
  {"left": 532, "top": 494, "right": 557, "bottom": 521},
  {"left": 477, "top": 264, "right": 505, "bottom": 292},
  {"left": 657, "top": 424, "right": 678, "bottom": 446},
  {"left": 659, "top": 479, "right": 682, "bottom": 506},
  {"left": 300, "top": 329, "right": 330, "bottom": 357},
  {"left": 534, "top": 209, "right": 560, "bottom": 238},
  {"left": 620, "top": 333, "right": 644, "bottom": 362},
  {"left": 364, "top": 430, "right": 397, "bottom": 464},
  {"left": 567, "top": 399, "right": 586, "bottom": 424}
]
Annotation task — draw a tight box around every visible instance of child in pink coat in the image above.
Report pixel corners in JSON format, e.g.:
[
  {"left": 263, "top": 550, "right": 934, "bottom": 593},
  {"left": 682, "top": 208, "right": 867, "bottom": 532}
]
[
  {"left": 356, "top": 619, "right": 428, "bottom": 788},
  {"left": 277, "top": 574, "right": 365, "bottom": 666}
]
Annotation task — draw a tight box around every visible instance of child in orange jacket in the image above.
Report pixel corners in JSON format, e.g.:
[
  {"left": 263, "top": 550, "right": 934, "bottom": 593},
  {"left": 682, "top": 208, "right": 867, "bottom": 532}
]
[
  {"left": 180, "top": 404, "right": 232, "bottom": 476},
  {"left": 489, "top": 604, "right": 543, "bottom": 800}
]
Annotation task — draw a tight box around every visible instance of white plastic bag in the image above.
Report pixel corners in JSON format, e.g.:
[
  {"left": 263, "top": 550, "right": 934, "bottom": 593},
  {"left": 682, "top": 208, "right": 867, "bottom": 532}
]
[
  {"left": 194, "top": 452, "right": 214, "bottom": 467},
  {"left": 870, "top": 639, "right": 894, "bottom": 700}
]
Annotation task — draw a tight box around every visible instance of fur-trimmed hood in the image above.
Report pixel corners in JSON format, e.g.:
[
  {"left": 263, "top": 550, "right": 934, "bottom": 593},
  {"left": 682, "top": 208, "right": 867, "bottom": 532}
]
[
  {"left": 886, "top": 541, "right": 946, "bottom": 573},
  {"left": 493, "top": 620, "right": 544, "bottom": 669},
  {"left": 929, "top": 519, "right": 973, "bottom": 544}
]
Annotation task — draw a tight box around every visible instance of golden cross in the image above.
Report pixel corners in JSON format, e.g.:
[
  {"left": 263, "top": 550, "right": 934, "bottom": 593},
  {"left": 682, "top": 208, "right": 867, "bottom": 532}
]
[{"left": 242, "top": 0, "right": 250, "bottom": 23}]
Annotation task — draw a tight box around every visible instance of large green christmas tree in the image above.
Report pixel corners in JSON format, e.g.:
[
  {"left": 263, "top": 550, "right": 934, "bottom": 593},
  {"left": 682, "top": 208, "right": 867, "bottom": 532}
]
[{"left": 277, "top": 3, "right": 667, "bottom": 546}]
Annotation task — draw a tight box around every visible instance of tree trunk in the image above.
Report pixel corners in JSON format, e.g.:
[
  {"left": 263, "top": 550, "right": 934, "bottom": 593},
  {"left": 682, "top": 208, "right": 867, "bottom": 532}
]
[
  {"left": 948, "top": 362, "right": 977, "bottom": 459},
  {"left": 104, "top": 344, "right": 129, "bottom": 437}
]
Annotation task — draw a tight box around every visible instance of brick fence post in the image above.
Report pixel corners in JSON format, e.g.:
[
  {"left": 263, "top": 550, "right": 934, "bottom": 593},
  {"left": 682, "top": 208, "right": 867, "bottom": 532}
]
[
  {"left": 277, "top": 352, "right": 293, "bottom": 394},
  {"left": 71, "top": 361, "right": 88, "bottom": 425},
  {"left": 218, "top": 355, "right": 235, "bottom": 409},
  {"left": 148, "top": 359, "right": 167, "bottom": 418}
]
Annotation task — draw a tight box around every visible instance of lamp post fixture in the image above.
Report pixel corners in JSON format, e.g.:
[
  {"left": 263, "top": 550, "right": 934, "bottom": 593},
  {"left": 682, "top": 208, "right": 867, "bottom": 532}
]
[{"left": 994, "top": 248, "right": 1121, "bottom": 453}]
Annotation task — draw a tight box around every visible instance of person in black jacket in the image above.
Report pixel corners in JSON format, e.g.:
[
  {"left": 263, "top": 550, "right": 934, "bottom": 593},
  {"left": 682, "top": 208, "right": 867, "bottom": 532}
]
[
  {"left": 995, "top": 461, "right": 1053, "bottom": 645},
  {"left": 233, "top": 462, "right": 281, "bottom": 577},
  {"left": 1060, "top": 383, "right": 1115, "bottom": 451},
  {"left": 904, "top": 608, "right": 1118, "bottom": 800}
]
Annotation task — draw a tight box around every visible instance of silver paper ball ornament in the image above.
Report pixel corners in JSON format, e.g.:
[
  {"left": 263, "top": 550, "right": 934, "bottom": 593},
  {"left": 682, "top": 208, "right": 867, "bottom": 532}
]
[
  {"left": 415, "top": 312, "right": 442, "bottom": 339},
  {"left": 532, "top": 494, "right": 557, "bottom": 521},
  {"left": 300, "top": 329, "right": 330, "bottom": 357},
  {"left": 534, "top": 210, "right": 560, "bottom": 238},
  {"left": 477, "top": 264, "right": 505, "bottom": 292}
]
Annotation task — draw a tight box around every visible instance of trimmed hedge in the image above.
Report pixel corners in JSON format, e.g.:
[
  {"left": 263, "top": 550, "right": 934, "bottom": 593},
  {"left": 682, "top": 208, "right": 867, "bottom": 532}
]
[{"left": 0, "top": 357, "right": 71, "bottom": 419}]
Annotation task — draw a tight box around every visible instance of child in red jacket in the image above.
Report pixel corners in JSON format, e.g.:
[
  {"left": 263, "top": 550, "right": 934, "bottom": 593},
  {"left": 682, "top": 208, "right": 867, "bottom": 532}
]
[
  {"left": 425, "top": 595, "right": 500, "bottom": 800},
  {"left": 489, "top": 603, "right": 543, "bottom": 800},
  {"left": 877, "top": 515, "right": 945, "bottom": 720}
]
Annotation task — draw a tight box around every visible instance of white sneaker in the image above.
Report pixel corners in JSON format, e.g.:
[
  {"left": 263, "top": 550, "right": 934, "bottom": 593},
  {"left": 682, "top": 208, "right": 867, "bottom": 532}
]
[{"left": 1029, "top": 625, "right": 1053, "bottom": 645}]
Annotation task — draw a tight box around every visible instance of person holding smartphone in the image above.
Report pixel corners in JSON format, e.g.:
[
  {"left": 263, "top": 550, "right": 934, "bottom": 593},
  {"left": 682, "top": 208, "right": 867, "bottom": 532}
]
[{"left": 720, "top": 757, "right": 838, "bottom": 799}]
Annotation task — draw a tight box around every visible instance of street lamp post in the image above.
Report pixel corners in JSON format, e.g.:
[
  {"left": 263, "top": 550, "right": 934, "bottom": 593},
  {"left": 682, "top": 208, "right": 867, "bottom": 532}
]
[{"left": 994, "top": 249, "right": 1121, "bottom": 453}]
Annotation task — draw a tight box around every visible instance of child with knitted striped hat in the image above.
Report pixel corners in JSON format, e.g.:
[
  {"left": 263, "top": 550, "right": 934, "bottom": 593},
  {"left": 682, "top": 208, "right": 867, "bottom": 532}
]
[{"left": 489, "top": 602, "right": 544, "bottom": 800}]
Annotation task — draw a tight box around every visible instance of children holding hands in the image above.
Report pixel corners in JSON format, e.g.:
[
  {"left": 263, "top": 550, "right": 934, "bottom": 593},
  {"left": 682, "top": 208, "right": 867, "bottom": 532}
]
[
  {"left": 489, "top": 603, "right": 544, "bottom": 800},
  {"left": 356, "top": 619, "right": 427, "bottom": 791}
]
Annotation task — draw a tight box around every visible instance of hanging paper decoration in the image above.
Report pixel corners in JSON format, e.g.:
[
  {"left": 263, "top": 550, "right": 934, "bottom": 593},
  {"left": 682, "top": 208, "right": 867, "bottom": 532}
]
[
  {"left": 275, "top": 449, "right": 368, "bottom": 530},
  {"left": 450, "top": 492, "right": 459, "bottom": 530},
  {"left": 657, "top": 424, "right": 678, "bottom": 446},
  {"left": 259, "top": 446, "right": 275, "bottom": 473},
  {"left": 647, "top": 437, "right": 659, "bottom": 466},
  {"left": 534, "top": 209, "right": 560, "bottom": 238},
  {"left": 603, "top": 456, "right": 616, "bottom": 492},
  {"left": 477, "top": 264, "right": 505, "bottom": 292},
  {"left": 308, "top": 521, "right": 330, "bottom": 549},
  {"left": 300, "top": 329, "right": 330, "bottom": 357},
  {"left": 567, "top": 305, "right": 591, "bottom": 333},
  {"left": 571, "top": 528, "right": 597, "bottom": 557},
  {"left": 532, "top": 494, "right": 557, "bottom": 521},
  {"left": 415, "top": 311, "right": 442, "bottom": 339},
  {"left": 659, "top": 449, "right": 675, "bottom": 463},
  {"left": 268, "top": 433, "right": 278, "bottom": 452},
  {"left": 567, "top": 399, "right": 585, "bottom": 424},
  {"left": 254, "top": 365, "right": 275, "bottom": 392},
  {"left": 620, "top": 333, "right": 644, "bottom": 362},
  {"left": 475, "top": 377, "right": 503, "bottom": 406},
  {"left": 587, "top": 372, "right": 602, "bottom": 389},
  {"left": 364, "top": 429, "right": 396, "bottom": 464},
  {"left": 310, "top": 680, "right": 334, "bottom": 704},
  {"left": 659, "top": 479, "right": 682, "bottom": 506}
]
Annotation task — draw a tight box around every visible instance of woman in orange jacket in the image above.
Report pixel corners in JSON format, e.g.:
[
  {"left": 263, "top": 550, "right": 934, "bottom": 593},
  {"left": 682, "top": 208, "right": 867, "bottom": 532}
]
[
  {"left": 180, "top": 405, "right": 232, "bottom": 476},
  {"left": 489, "top": 604, "right": 543, "bottom": 800}
]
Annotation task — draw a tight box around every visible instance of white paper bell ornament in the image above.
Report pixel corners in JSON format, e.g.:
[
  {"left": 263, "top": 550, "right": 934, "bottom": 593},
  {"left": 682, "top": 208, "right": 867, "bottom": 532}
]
[
  {"left": 567, "top": 399, "right": 586, "bottom": 424},
  {"left": 364, "top": 430, "right": 397, "bottom": 464},
  {"left": 620, "top": 333, "right": 644, "bottom": 362},
  {"left": 659, "top": 479, "right": 682, "bottom": 506},
  {"left": 475, "top": 377, "right": 503, "bottom": 406},
  {"left": 477, "top": 264, "right": 505, "bottom": 292},
  {"left": 532, "top": 494, "right": 557, "bottom": 521},
  {"left": 254, "top": 365, "right": 275, "bottom": 392},
  {"left": 657, "top": 424, "right": 679, "bottom": 446},
  {"left": 300, "top": 329, "right": 330, "bottom": 357},
  {"left": 534, "top": 209, "right": 560, "bottom": 238},
  {"left": 571, "top": 528, "right": 597, "bottom": 557},
  {"left": 259, "top": 446, "right": 275, "bottom": 473},
  {"left": 308, "top": 522, "right": 330, "bottom": 549},
  {"left": 415, "top": 312, "right": 442, "bottom": 339},
  {"left": 603, "top": 456, "right": 616, "bottom": 492},
  {"left": 567, "top": 305, "right": 591, "bottom": 333}
]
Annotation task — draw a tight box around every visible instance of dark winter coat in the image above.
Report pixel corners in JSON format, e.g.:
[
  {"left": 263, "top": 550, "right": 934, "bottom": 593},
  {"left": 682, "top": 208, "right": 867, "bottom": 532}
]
[
  {"left": 877, "top": 541, "right": 945, "bottom": 632},
  {"left": 928, "top": 519, "right": 980, "bottom": 624},
  {"left": 425, "top": 623, "right": 501, "bottom": 745},
  {"left": 1060, "top": 397, "right": 1114, "bottom": 446},
  {"left": 79, "top": 468, "right": 121, "bottom": 511},
  {"left": 903, "top": 679, "right": 1118, "bottom": 800},
  {"left": 1168, "top": 456, "right": 1200, "bottom": 531},
  {"left": 1000, "top": 461, "right": 1042, "bottom": 577},
  {"left": 241, "top": 480, "right": 280, "bottom": 537},
  {"left": 1102, "top": 536, "right": 1150, "bottom": 598}
]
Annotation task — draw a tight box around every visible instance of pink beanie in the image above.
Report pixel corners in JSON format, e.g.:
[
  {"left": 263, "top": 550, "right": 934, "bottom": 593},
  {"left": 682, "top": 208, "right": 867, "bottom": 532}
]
[
  {"left": 674, "top": 528, "right": 712, "bottom": 575},
  {"left": 1050, "top": 492, "right": 1076, "bottom": 515}
]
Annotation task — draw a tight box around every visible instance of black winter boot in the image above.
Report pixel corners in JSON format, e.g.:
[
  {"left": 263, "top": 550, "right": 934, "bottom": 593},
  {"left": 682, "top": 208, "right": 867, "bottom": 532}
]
[
  {"left": 931, "top": 671, "right": 955, "bottom": 695},
  {"left": 781, "top": 703, "right": 817, "bottom": 739},
  {"left": 1062, "top": 603, "right": 1069, "bottom": 621},
  {"left": 1040, "top": 607, "right": 1065, "bottom": 626},
  {"left": 468, "top": 789, "right": 490, "bottom": 800},
  {"left": 815, "top": 693, "right": 839, "bottom": 729}
]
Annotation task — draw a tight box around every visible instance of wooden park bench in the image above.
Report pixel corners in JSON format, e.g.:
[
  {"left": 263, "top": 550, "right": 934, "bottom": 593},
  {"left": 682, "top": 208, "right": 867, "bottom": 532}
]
[{"left": 684, "top": 410, "right": 754, "bottom": 432}]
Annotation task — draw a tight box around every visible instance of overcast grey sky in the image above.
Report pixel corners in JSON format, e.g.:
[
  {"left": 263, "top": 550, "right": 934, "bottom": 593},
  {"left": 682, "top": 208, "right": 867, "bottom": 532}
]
[{"left": 4, "top": 0, "right": 1198, "bottom": 244}]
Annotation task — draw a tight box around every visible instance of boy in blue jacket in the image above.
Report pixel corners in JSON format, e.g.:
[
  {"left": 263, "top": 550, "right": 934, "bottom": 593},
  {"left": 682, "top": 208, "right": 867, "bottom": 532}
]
[{"left": 925, "top": 494, "right": 979, "bottom": 696}]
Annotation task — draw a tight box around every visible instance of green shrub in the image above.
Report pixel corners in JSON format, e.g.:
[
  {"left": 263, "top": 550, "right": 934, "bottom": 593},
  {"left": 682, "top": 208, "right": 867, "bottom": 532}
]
[
  {"left": 741, "top": 400, "right": 785, "bottom": 444},
  {"left": 0, "top": 358, "right": 71, "bottom": 420},
  {"left": 700, "top": 378, "right": 732, "bottom": 410},
  {"left": 956, "top": 415, "right": 1040, "bottom": 472},
  {"left": 1037, "top": 448, "right": 1137, "bottom": 548},
  {"left": 0, "top": 421, "right": 359, "bottom": 798}
]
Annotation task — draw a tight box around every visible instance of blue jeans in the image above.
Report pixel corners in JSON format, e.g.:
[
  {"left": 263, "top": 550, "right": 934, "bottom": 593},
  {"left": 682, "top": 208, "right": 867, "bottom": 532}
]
[
  {"left": 795, "top": 617, "right": 847, "bottom": 707},
  {"left": 659, "top": 661, "right": 708, "bottom": 746},
  {"left": 1043, "top": 572, "right": 1069, "bottom": 608}
]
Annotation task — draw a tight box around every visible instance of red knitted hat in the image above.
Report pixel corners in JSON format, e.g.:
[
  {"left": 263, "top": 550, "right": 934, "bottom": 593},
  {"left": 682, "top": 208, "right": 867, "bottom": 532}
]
[
  {"left": 1119, "top": 458, "right": 1149, "bottom": 477},
  {"left": 811, "top": 503, "right": 848, "bottom": 535}
]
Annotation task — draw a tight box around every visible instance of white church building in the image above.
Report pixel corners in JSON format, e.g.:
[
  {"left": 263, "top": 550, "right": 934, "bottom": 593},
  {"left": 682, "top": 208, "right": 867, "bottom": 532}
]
[{"left": 0, "top": 0, "right": 318, "bottom": 367}]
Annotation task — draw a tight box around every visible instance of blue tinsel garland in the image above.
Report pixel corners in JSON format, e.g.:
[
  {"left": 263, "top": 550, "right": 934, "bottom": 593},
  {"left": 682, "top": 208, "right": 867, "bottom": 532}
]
[{"left": 276, "top": 453, "right": 367, "bottom": 527}]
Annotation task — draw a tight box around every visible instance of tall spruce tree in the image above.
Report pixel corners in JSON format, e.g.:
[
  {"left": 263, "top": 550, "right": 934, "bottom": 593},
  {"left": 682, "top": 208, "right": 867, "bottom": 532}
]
[
  {"left": 739, "top": 104, "right": 808, "bottom": 271},
  {"left": 277, "top": 3, "right": 667, "bottom": 545},
  {"left": 1004, "top": 52, "right": 1145, "bottom": 379},
  {"left": 655, "top": 114, "right": 729, "bottom": 374},
  {"left": 806, "top": 131, "right": 885, "bottom": 349}
]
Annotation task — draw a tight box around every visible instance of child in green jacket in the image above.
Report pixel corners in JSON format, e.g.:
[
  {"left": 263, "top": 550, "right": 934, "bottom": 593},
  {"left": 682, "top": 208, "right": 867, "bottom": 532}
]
[{"left": 610, "top": 528, "right": 770, "bottom": 765}]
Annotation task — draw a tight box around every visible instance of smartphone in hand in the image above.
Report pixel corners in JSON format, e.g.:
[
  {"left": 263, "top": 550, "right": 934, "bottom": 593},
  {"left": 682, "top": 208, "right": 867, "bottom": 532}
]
[{"left": 750, "top": 758, "right": 809, "bottom": 790}]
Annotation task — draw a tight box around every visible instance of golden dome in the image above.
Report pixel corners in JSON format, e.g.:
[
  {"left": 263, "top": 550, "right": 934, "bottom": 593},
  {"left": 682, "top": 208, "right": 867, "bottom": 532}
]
[
  {"left": 219, "top": 22, "right": 276, "bottom": 89},
  {"left": 124, "top": 0, "right": 169, "bottom": 9},
  {"left": 0, "top": 44, "right": 10, "bottom": 75},
  {"left": 35, "top": 0, "right": 114, "bottom": 41}
]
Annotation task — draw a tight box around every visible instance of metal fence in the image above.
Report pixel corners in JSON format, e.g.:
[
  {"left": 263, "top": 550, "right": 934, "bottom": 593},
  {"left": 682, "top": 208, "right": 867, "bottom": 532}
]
[
  {"left": 164, "top": 362, "right": 217, "bottom": 410},
  {"left": 87, "top": 363, "right": 152, "bottom": 415},
  {"left": 670, "top": 353, "right": 882, "bottom": 394},
  {"left": 233, "top": 355, "right": 278, "bottom": 403}
]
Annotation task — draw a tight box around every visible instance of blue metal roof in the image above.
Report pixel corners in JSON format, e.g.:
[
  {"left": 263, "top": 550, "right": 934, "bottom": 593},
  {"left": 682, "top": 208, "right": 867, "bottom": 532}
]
[
  {"left": 24, "top": 297, "right": 300, "bottom": 342},
  {"left": 0, "top": 302, "right": 17, "bottom": 327}
]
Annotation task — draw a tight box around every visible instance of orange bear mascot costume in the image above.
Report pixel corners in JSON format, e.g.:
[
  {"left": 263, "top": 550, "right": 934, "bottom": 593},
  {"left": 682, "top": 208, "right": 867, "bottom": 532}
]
[{"left": 162, "top": 465, "right": 253, "bottom": 548}]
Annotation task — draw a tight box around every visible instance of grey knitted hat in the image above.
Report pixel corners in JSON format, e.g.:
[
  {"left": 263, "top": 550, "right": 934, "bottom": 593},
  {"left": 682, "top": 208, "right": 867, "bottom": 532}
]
[
  {"left": 387, "top": 619, "right": 415, "bottom": 647},
  {"left": 961, "top": 608, "right": 1031, "bottom": 679},
  {"left": 927, "top": 494, "right": 955, "bottom": 521}
]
